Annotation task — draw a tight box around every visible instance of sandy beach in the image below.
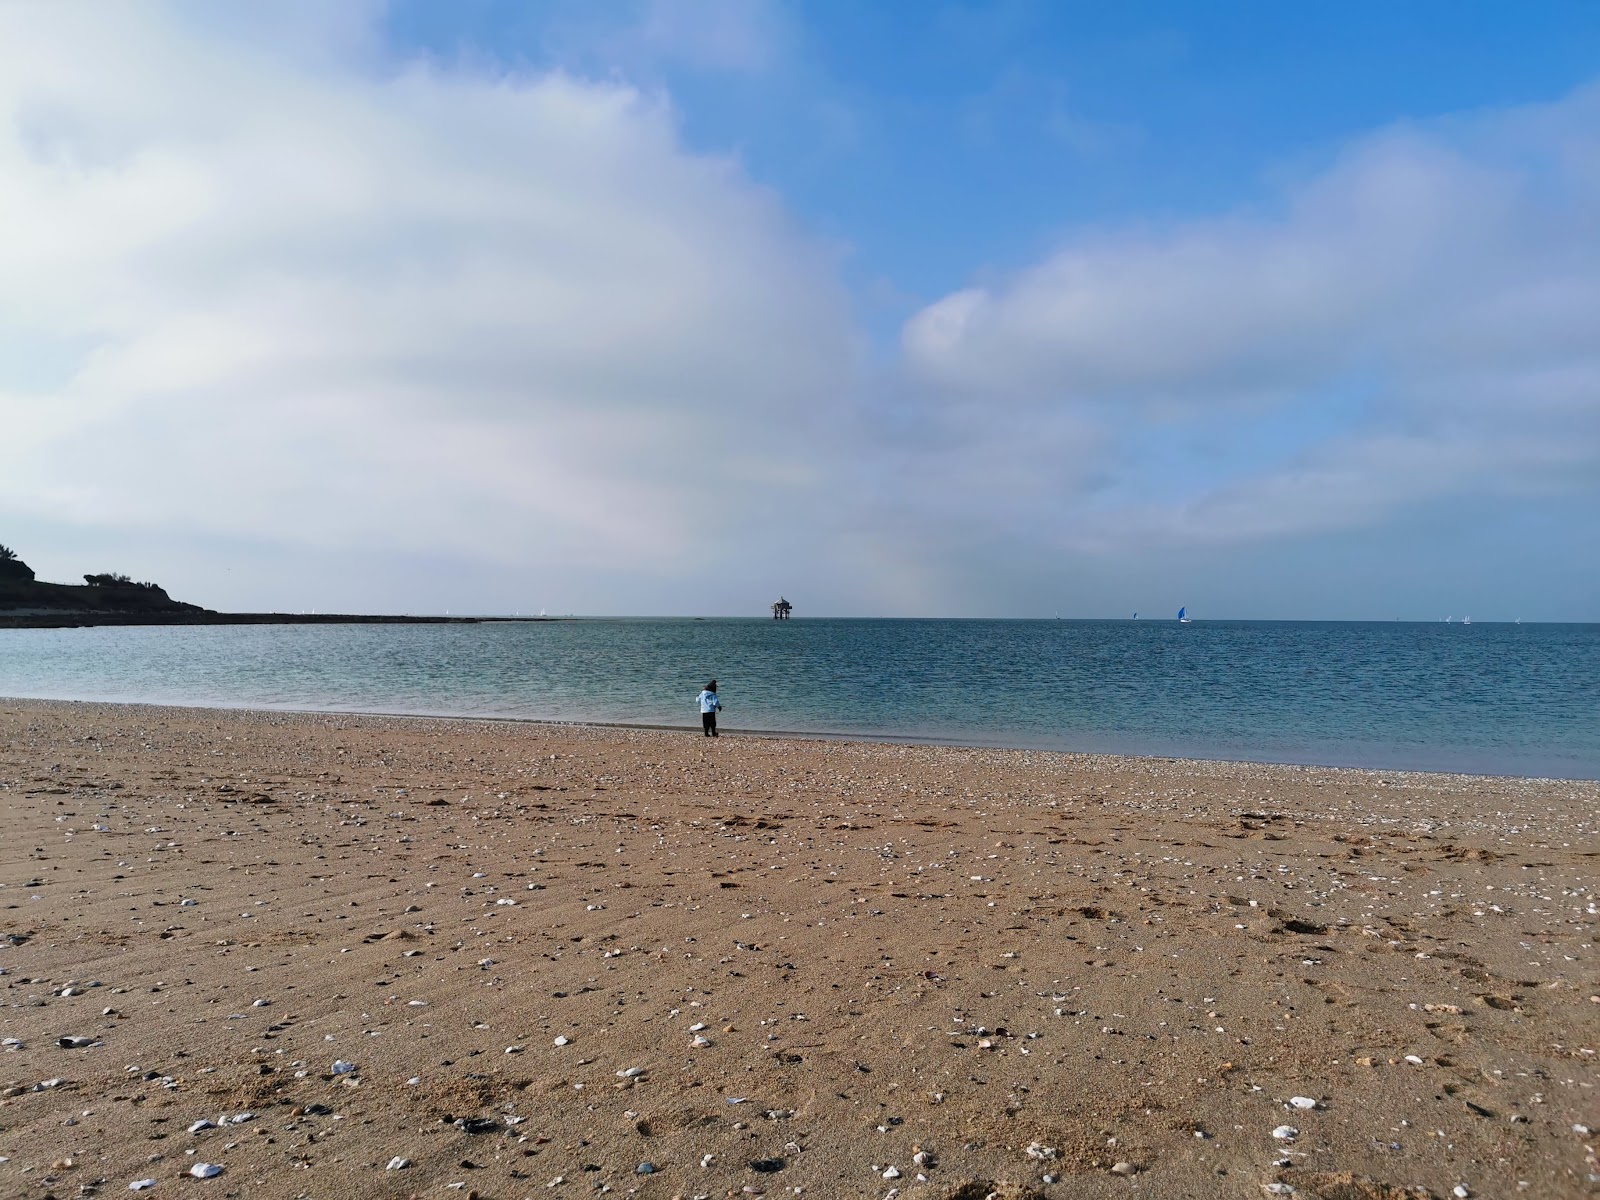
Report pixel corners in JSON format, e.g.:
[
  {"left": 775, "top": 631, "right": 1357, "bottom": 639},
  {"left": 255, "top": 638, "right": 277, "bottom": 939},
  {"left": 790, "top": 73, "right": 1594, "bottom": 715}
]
[{"left": 1, "top": 699, "right": 1595, "bottom": 1200}]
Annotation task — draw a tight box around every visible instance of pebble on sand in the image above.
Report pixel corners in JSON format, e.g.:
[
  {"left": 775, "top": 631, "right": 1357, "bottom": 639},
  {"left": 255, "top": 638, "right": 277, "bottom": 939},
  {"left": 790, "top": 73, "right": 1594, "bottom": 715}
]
[{"left": 188, "top": 1163, "right": 223, "bottom": 1178}]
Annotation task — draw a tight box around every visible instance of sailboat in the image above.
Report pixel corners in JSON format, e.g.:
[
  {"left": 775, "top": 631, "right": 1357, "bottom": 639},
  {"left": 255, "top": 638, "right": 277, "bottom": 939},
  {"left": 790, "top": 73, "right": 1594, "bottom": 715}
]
[{"left": 1177, "top": 606, "right": 1191, "bottom": 624}]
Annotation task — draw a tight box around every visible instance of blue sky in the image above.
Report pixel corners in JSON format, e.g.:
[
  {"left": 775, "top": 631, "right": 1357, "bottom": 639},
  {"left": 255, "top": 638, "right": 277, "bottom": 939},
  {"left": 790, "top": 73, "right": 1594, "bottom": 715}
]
[
  {"left": 2, "top": 1, "right": 1598, "bottom": 618},
  {"left": 388, "top": 1, "right": 1600, "bottom": 305}
]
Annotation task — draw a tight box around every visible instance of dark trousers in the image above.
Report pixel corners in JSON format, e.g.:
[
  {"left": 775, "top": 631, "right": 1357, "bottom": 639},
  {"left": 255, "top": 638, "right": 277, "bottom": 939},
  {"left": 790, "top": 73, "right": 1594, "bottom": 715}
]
[{"left": 701, "top": 712, "right": 718, "bottom": 737}]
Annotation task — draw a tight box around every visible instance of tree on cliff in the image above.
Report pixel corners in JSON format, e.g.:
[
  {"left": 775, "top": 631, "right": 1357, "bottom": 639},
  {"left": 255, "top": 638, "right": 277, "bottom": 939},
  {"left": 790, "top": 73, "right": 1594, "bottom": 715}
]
[{"left": 0, "top": 545, "right": 16, "bottom": 561}]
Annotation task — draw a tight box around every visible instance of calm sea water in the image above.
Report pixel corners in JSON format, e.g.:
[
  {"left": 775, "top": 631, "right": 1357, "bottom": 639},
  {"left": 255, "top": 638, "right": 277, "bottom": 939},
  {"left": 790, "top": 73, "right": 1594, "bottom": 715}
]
[{"left": 1, "top": 619, "right": 1596, "bottom": 779}]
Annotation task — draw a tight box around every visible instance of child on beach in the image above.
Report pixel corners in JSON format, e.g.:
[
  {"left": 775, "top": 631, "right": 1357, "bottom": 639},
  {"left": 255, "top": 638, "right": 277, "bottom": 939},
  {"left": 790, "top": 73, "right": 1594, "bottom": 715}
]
[{"left": 697, "top": 680, "right": 722, "bottom": 737}]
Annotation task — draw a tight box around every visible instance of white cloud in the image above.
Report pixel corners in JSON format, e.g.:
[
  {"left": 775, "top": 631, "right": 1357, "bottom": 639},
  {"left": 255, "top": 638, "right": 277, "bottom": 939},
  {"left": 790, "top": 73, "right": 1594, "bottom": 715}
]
[
  {"left": 901, "top": 87, "right": 1600, "bottom": 550},
  {"left": 0, "top": 1, "right": 856, "bottom": 593},
  {"left": 904, "top": 132, "right": 1518, "bottom": 400}
]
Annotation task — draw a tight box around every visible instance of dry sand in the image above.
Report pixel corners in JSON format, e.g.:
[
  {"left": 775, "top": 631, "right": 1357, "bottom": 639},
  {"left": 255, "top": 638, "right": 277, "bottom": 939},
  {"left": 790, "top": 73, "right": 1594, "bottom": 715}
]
[{"left": 1, "top": 699, "right": 1596, "bottom": 1200}]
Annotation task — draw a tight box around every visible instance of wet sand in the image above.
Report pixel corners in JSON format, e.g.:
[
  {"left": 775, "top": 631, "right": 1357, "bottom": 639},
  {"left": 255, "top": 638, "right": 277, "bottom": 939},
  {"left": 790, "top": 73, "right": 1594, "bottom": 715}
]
[{"left": 1, "top": 699, "right": 1596, "bottom": 1199}]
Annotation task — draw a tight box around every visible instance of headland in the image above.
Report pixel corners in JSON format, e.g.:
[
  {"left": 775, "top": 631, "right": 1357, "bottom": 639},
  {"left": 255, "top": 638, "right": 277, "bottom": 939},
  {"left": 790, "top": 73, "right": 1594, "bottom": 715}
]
[{"left": 0, "top": 546, "right": 545, "bottom": 628}]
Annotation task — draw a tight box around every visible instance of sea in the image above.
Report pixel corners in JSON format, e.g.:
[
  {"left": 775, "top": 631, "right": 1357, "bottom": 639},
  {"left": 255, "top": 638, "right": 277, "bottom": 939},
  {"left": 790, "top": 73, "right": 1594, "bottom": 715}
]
[{"left": 1, "top": 618, "right": 1596, "bottom": 779}]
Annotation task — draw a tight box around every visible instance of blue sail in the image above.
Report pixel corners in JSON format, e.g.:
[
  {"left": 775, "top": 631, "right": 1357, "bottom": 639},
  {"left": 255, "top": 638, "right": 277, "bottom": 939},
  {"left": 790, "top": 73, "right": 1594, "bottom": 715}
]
[{"left": 1177, "top": 606, "right": 1186, "bottom": 621}]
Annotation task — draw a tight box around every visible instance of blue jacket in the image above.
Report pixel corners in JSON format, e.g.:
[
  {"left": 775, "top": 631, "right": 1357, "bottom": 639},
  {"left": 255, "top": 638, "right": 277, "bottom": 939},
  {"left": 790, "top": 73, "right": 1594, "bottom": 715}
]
[{"left": 697, "top": 689, "right": 721, "bottom": 714}]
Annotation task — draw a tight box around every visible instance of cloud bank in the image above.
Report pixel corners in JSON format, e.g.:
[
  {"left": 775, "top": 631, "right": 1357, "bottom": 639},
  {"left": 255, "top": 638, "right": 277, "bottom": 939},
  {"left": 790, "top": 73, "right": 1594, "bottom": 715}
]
[
  {"left": 1, "top": 1, "right": 857, "bottom": 607},
  {"left": 902, "top": 92, "right": 1600, "bottom": 554}
]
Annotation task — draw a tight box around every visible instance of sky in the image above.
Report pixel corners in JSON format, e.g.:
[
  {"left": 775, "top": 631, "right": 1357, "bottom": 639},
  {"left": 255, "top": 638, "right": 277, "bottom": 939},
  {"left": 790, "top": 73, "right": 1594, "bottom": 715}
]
[{"left": 2, "top": 0, "right": 1598, "bottom": 620}]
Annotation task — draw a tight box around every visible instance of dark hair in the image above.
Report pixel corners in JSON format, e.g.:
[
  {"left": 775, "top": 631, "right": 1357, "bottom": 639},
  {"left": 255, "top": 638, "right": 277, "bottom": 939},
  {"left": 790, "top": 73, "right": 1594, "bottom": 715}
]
[{"left": 706, "top": 679, "right": 717, "bottom": 691}]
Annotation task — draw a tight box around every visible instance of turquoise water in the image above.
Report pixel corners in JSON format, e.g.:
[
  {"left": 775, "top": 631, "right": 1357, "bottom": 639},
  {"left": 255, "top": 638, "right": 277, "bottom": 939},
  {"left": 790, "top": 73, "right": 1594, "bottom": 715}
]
[{"left": 1, "top": 619, "right": 1596, "bottom": 778}]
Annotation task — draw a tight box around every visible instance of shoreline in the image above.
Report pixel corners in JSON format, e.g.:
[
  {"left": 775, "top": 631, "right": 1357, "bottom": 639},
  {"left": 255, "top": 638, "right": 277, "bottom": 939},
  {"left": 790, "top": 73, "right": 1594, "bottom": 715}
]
[
  {"left": 1, "top": 692, "right": 1593, "bottom": 784},
  {"left": 1, "top": 698, "right": 1596, "bottom": 1199}
]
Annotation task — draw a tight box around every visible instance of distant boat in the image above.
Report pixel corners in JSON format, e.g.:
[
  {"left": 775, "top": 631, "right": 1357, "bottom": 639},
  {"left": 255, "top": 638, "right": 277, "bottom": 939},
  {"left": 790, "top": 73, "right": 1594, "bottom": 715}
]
[{"left": 1177, "top": 606, "right": 1191, "bottom": 624}]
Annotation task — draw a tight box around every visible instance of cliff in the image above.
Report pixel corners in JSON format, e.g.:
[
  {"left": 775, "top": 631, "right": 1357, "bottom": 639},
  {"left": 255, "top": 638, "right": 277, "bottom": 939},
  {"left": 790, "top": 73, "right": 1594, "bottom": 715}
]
[
  {"left": 0, "top": 546, "right": 539, "bottom": 628},
  {"left": 0, "top": 550, "right": 211, "bottom": 624}
]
